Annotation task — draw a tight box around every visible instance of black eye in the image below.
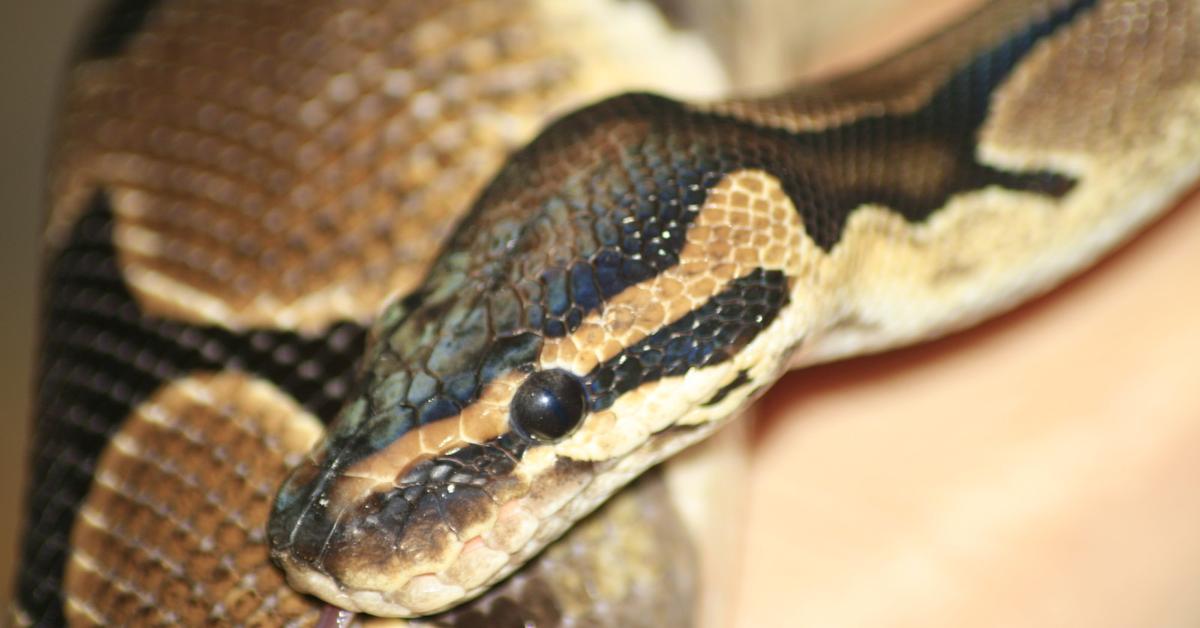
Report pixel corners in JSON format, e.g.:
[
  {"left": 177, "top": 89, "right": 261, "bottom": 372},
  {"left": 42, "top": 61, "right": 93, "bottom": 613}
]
[{"left": 511, "top": 369, "right": 588, "bottom": 442}]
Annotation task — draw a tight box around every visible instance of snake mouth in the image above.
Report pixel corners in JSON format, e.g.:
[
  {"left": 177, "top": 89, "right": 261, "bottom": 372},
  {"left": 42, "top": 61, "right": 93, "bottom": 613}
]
[{"left": 266, "top": 433, "right": 600, "bottom": 617}]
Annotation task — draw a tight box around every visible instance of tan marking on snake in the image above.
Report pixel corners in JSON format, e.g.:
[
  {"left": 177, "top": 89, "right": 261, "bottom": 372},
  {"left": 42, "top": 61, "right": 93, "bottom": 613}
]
[
  {"left": 982, "top": 0, "right": 1200, "bottom": 170},
  {"left": 341, "top": 373, "right": 524, "bottom": 487}
]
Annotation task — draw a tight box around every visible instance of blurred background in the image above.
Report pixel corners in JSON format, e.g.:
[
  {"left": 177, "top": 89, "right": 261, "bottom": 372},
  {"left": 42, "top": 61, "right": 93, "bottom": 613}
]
[{"left": 0, "top": 0, "right": 103, "bottom": 597}]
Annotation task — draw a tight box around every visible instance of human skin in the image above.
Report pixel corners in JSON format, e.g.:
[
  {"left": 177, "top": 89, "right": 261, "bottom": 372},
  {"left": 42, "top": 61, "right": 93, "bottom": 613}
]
[
  {"left": 721, "top": 1, "right": 1200, "bottom": 626},
  {"left": 736, "top": 186, "right": 1200, "bottom": 628}
]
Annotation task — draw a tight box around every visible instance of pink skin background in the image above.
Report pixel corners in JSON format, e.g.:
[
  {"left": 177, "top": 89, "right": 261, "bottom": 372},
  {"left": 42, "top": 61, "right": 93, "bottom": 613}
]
[{"left": 0, "top": 1, "right": 1196, "bottom": 625}]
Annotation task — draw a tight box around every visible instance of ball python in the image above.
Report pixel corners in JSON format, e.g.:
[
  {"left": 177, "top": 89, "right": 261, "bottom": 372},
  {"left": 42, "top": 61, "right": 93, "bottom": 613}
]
[{"left": 13, "top": 0, "right": 1200, "bottom": 625}]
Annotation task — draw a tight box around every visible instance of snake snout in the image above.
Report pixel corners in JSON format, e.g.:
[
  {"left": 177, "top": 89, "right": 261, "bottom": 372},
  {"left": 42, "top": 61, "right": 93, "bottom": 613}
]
[
  {"left": 268, "top": 459, "right": 415, "bottom": 613},
  {"left": 266, "top": 448, "right": 526, "bottom": 617}
]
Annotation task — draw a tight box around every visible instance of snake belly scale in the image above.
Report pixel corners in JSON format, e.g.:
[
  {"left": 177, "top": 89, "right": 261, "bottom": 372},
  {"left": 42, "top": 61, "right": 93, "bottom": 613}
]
[{"left": 13, "top": 0, "right": 1200, "bottom": 625}]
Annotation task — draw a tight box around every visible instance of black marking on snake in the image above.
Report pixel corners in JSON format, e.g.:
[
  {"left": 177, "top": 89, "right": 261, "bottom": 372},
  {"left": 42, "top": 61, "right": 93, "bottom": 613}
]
[
  {"left": 703, "top": 370, "right": 752, "bottom": 407},
  {"left": 585, "top": 269, "right": 790, "bottom": 411},
  {"left": 401, "top": 432, "right": 531, "bottom": 489},
  {"left": 80, "top": 0, "right": 166, "bottom": 59},
  {"left": 17, "top": 192, "right": 367, "bottom": 626},
  {"left": 741, "top": 0, "right": 1093, "bottom": 249}
]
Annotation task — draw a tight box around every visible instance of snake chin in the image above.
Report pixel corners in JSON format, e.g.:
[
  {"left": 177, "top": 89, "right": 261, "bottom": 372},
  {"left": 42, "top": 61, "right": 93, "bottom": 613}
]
[{"left": 267, "top": 463, "right": 500, "bottom": 616}]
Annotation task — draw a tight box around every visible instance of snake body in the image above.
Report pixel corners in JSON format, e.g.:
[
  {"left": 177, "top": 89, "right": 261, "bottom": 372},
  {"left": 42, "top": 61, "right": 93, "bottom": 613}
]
[{"left": 14, "top": 0, "right": 1200, "bottom": 625}]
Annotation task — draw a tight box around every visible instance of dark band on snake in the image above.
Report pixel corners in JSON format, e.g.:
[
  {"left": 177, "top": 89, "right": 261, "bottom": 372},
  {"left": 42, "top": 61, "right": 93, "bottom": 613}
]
[
  {"left": 79, "top": 0, "right": 166, "bottom": 59},
  {"left": 17, "top": 193, "right": 367, "bottom": 621}
]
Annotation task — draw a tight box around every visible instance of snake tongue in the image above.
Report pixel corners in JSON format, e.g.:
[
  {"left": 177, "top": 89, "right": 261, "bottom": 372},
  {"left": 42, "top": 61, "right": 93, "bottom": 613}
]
[{"left": 315, "top": 605, "right": 356, "bottom": 628}]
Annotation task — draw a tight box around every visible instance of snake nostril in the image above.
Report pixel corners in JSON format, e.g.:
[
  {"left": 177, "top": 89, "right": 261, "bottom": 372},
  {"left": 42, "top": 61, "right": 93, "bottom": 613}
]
[
  {"left": 286, "top": 508, "right": 337, "bottom": 566},
  {"left": 268, "top": 461, "right": 340, "bottom": 571}
]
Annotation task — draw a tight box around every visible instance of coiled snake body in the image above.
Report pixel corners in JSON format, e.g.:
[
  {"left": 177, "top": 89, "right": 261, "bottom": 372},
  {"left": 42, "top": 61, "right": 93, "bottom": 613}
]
[{"left": 14, "top": 0, "right": 1200, "bottom": 625}]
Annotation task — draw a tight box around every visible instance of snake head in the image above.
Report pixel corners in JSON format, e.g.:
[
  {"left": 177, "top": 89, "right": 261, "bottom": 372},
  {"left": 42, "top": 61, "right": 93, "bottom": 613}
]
[{"left": 267, "top": 94, "right": 807, "bottom": 617}]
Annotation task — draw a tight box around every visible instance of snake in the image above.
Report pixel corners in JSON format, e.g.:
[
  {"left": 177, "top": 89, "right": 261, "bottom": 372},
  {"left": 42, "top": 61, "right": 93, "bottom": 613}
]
[{"left": 12, "top": 0, "right": 1200, "bottom": 625}]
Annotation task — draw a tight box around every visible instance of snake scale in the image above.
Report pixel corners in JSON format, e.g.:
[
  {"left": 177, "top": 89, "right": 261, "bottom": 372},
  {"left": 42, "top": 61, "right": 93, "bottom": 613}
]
[{"left": 13, "top": 0, "right": 1200, "bottom": 625}]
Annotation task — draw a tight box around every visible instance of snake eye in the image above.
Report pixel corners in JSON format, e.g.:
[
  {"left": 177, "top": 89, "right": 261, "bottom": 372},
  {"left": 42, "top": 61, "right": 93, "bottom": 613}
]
[{"left": 511, "top": 369, "right": 587, "bottom": 442}]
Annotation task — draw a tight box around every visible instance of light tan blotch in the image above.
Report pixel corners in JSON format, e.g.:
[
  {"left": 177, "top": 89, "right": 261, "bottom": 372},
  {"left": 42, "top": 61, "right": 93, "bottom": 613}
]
[{"left": 64, "top": 374, "right": 324, "bottom": 626}]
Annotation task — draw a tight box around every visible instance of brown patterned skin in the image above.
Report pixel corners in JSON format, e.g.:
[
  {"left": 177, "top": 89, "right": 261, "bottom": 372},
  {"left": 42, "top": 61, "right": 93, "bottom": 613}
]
[{"left": 15, "top": 0, "right": 1200, "bottom": 624}]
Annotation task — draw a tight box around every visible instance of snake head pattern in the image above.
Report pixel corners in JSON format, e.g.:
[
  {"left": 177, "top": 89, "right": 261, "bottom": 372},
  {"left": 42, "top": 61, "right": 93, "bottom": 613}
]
[{"left": 267, "top": 93, "right": 812, "bottom": 616}]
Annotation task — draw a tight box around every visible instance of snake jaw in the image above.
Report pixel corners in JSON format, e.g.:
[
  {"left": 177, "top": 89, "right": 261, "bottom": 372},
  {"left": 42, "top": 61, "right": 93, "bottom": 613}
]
[
  {"left": 269, "top": 467, "right": 503, "bottom": 615},
  {"left": 267, "top": 395, "right": 738, "bottom": 618}
]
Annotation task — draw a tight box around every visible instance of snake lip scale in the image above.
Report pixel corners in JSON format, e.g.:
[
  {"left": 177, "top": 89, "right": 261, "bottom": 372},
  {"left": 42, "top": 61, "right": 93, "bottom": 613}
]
[{"left": 15, "top": 0, "right": 1200, "bottom": 624}]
